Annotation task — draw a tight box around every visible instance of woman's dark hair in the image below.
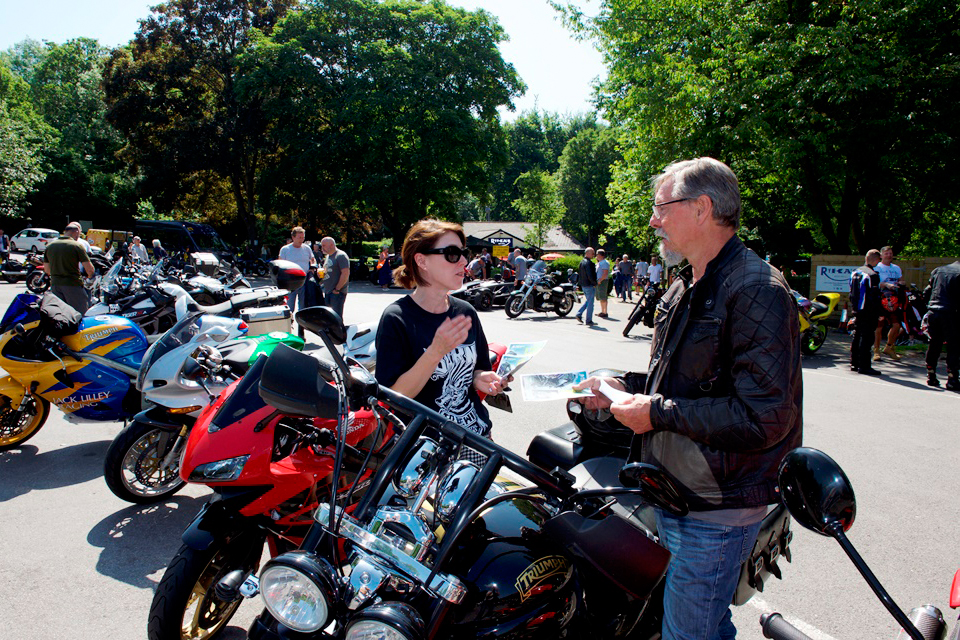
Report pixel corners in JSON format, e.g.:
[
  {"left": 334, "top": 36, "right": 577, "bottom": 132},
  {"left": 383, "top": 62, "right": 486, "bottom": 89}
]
[{"left": 394, "top": 219, "right": 466, "bottom": 289}]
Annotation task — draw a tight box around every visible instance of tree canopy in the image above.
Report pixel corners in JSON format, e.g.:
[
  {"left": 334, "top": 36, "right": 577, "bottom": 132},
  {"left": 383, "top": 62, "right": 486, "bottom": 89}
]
[{"left": 561, "top": 0, "right": 960, "bottom": 256}]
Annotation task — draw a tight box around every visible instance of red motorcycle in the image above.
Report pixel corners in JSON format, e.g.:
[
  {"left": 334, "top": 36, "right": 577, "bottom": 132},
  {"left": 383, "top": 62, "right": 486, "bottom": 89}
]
[{"left": 147, "top": 309, "right": 508, "bottom": 640}]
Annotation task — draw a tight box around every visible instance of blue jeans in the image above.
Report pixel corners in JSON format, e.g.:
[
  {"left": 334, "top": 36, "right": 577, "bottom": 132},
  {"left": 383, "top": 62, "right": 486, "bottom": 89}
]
[
  {"left": 326, "top": 291, "right": 346, "bottom": 322},
  {"left": 656, "top": 510, "right": 762, "bottom": 640},
  {"left": 577, "top": 285, "right": 595, "bottom": 323}
]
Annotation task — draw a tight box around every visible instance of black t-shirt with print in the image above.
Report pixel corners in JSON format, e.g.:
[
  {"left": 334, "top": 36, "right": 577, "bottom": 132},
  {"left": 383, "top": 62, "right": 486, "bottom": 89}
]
[{"left": 375, "top": 295, "right": 492, "bottom": 436}]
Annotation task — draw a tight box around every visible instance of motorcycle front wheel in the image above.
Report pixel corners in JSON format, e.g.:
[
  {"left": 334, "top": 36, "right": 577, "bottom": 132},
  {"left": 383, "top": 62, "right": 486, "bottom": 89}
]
[
  {"left": 505, "top": 294, "right": 526, "bottom": 318},
  {"left": 0, "top": 395, "right": 50, "bottom": 451},
  {"left": 25, "top": 270, "right": 49, "bottom": 294},
  {"left": 800, "top": 324, "right": 828, "bottom": 355},
  {"left": 148, "top": 530, "right": 266, "bottom": 640},
  {"left": 255, "top": 261, "right": 268, "bottom": 277},
  {"left": 103, "top": 421, "right": 186, "bottom": 503},
  {"left": 555, "top": 293, "right": 575, "bottom": 317}
]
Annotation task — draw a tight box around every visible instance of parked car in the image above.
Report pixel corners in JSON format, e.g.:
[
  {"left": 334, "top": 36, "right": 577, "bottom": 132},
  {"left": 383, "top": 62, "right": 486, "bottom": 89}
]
[{"left": 10, "top": 228, "right": 59, "bottom": 253}]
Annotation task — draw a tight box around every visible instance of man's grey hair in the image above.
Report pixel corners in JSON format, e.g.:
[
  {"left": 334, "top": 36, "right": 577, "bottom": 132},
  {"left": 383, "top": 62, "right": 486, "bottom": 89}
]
[{"left": 653, "top": 157, "right": 741, "bottom": 229}]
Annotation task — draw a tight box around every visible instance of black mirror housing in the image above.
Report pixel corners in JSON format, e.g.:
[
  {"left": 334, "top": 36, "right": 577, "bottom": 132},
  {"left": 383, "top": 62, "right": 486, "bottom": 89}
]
[
  {"left": 258, "top": 343, "right": 340, "bottom": 418},
  {"left": 778, "top": 447, "right": 856, "bottom": 537}
]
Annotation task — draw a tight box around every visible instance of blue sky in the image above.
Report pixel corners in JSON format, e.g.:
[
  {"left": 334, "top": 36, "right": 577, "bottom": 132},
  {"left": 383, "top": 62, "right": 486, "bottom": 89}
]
[{"left": 0, "top": 0, "right": 607, "bottom": 119}]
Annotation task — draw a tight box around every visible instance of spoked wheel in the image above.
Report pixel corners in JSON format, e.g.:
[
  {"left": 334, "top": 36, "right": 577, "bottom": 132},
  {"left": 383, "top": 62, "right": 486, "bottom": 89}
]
[
  {"left": 800, "top": 325, "right": 828, "bottom": 355},
  {"left": 555, "top": 293, "right": 575, "bottom": 317},
  {"left": 103, "top": 421, "right": 186, "bottom": 503},
  {"left": 505, "top": 294, "right": 526, "bottom": 318},
  {"left": 0, "top": 395, "right": 50, "bottom": 451},
  {"left": 25, "top": 270, "right": 49, "bottom": 294},
  {"left": 148, "top": 530, "right": 266, "bottom": 640}
]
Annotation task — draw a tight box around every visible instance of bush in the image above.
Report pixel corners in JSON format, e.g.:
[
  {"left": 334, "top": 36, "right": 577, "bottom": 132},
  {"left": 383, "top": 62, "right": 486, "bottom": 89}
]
[{"left": 546, "top": 255, "right": 582, "bottom": 275}]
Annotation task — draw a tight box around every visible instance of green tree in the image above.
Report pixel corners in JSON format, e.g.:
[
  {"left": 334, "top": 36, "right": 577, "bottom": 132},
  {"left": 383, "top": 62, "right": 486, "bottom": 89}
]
[
  {"left": 560, "top": 0, "right": 960, "bottom": 256},
  {"left": 242, "top": 0, "right": 523, "bottom": 242},
  {"left": 103, "top": 0, "right": 296, "bottom": 242},
  {"left": 556, "top": 126, "right": 620, "bottom": 246},
  {"left": 512, "top": 169, "right": 564, "bottom": 249},
  {"left": 0, "top": 63, "right": 56, "bottom": 217},
  {"left": 24, "top": 38, "right": 137, "bottom": 225},
  {"left": 490, "top": 110, "right": 598, "bottom": 220}
]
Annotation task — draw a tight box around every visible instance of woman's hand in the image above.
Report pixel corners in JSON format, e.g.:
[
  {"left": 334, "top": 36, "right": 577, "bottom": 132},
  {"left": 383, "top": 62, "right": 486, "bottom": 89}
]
[
  {"left": 474, "top": 370, "right": 506, "bottom": 396},
  {"left": 426, "top": 315, "right": 472, "bottom": 360}
]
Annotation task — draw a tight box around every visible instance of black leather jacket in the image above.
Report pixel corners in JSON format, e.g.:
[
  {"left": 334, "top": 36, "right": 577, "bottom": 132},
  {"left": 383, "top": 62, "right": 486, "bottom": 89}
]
[
  {"left": 622, "top": 236, "right": 803, "bottom": 512},
  {"left": 928, "top": 261, "right": 960, "bottom": 314}
]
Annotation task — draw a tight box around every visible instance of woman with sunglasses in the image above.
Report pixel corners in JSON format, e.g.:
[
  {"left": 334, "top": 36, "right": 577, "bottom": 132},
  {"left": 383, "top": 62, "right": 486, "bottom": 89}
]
[{"left": 375, "top": 219, "right": 508, "bottom": 443}]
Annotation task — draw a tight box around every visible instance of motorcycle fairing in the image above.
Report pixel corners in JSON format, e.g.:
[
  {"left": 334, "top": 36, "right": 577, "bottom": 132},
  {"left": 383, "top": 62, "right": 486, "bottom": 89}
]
[
  {"left": 63, "top": 316, "right": 149, "bottom": 370},
  {"left": 0, "top": 375, "right": 26, "bottom": 406}
]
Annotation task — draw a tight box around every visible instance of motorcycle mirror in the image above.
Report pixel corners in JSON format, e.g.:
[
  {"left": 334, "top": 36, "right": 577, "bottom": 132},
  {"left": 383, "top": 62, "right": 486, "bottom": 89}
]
[
  {"left": 258, "top": 343, "right": 339, "bottom": 418},
  {"left": 777, "top": 447, "right": 856, "bottom": 537},
  {"left": 13, "top": 323, "right": 26, "bottom": 337},
  {"left": 295, "top": 306, "right": 347, "bottom": 345},
  {"left": 618, "top": 462, "right": 689, "bottom": 517}
]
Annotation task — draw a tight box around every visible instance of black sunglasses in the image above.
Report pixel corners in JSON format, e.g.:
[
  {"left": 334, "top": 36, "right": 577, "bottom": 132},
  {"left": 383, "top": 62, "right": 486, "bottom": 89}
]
[{"left": 421, "top": 245, "right": 469, "bottom": 263}]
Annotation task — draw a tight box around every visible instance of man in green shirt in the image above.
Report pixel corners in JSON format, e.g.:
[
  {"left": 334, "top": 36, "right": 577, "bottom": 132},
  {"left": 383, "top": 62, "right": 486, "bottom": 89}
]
[{"left": 43, "top": 222, "right": 94, "bottom": 313}]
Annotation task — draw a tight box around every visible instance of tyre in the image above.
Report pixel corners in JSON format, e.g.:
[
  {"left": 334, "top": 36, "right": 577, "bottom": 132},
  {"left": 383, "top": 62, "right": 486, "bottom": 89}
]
[
  {"left": 0, "top": 395, "right": 50, "bottom": 451},
  {"left": 256, "top": 262, "right": 268, "bottom": 277},
  {"left": 505, "top": 294, "right": 526, "bottom": 318},
  {"left": 622, "top": 297, "right": 646, "bottom": 337},
  {"left": 25, "top": 270, "right": 49, "bottom": 294},
  {"left": 555, "top": 293, "right": 575, "bottom": 317},
  {"left": 148, "top": 529, "right": 266, "bottom": 640},
  {"left": 103, "top": 421, "right": 186, "bottom": 504},
  {"left": 478, "top": 290, "right": 494, "bottom": 311},
  {"left": 800, "top": 325, "right": 827, "bottom": 355},
  {"left": 3, "top": 273, "right": 16, "bottom": 284}
]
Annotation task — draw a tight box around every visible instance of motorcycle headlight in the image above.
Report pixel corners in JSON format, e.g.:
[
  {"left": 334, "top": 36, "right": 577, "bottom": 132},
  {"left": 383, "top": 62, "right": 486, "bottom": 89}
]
[
  {"left": 187, "top": 455, "right": 249, "bottom": 482},
  {"left": 260, "top": 552, "right": 338, "bottom": 633},
  {"left": 345, "top": 602, "right": 424, "bottom": 640}
]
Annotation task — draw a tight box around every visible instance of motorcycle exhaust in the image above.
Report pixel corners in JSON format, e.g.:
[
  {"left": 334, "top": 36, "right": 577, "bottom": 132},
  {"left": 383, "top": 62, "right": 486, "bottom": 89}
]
[{"left": 896, "top": 605, "right": 946, "bottom": 640}]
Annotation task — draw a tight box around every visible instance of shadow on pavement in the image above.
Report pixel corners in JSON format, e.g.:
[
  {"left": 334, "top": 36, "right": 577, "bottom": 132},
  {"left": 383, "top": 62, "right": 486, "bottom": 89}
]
[
  {"left": 88, "top": 494, "right": 209, "bottom": 589},
  {"left": 0, "top": 439, "right": 112, "bottom": 502}
]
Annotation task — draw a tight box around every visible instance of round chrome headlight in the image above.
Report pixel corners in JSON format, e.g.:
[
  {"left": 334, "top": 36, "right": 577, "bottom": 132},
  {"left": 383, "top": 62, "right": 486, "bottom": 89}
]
[
  {"left": 345, "top": 602, "right": 424, "bottom": 640},
  {"left": 259, "top": 552, "right": 338, "bottom": 633}
]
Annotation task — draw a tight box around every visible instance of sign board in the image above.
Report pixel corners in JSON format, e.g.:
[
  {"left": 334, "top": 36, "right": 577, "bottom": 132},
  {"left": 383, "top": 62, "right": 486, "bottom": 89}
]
[
  {"left": 492, "top": 245, "right": 510, "bottom": 259},
  {"left": 815, "top": 265, "right": 857, "bottom": 293},
  {"left": 489, "top": 238, "right": 513, "bottom": 246}
]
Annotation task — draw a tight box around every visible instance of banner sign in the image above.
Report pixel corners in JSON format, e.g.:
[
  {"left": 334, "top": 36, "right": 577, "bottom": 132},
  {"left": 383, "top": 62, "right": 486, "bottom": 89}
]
[
  {"left": 815, "top": 265, "right": 857, "bottom": 293},
  {"left": 489, "top": 238, "right": 513, "bottom": 246}
]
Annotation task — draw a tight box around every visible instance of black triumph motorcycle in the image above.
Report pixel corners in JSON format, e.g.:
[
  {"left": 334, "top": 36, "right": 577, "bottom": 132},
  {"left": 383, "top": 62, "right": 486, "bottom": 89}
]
[
  {"left": 236, "top": 308, "right": 789, "bottom": 640},
  {"left": 504, "top": 260, "right": 578, "bottom": 318}
]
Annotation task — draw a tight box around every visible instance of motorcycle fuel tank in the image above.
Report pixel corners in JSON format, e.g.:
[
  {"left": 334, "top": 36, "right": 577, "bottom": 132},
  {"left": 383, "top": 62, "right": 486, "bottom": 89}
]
[
  {"left": 63, "top": 315, "right": 149, "bottom": 370},
  {"left": 442, "top": 491, "right": 577, "bottom": 638}
]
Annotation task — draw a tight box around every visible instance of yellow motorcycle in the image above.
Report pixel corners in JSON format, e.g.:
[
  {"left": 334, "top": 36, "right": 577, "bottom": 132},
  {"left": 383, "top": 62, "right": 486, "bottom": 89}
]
[
  {"left": 0, "top": 293, "right": 148, "bottom": 450},
  {"left": 794, "top": 291, "right": 841, "bottom": 355}
]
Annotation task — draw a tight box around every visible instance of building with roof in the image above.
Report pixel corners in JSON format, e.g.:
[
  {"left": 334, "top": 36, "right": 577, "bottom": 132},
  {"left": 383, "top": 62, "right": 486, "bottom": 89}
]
[{"left": 461, "top": 221, "right": 585, "bottom": 254}]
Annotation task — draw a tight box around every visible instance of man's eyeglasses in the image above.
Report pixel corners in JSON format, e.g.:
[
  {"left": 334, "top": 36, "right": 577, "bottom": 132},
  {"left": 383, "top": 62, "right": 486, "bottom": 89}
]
[
  {"left": 421, "top": 245, "right": 470, "bottom": 263},
  {"left": 651, "top": 197, "right": 693, "bottom": 217}
]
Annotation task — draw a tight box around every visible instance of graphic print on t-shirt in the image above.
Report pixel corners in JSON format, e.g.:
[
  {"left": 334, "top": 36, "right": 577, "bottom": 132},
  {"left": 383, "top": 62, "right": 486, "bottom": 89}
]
[{"left": 431, "top": 342, "right": 488, "bottom": 435}]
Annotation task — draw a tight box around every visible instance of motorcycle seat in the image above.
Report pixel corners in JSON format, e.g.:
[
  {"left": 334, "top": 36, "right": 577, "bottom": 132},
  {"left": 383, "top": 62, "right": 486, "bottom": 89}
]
[
  {"left": 808, "top": 300, "right": 829, "bottom": 315},
  {"left": 542, "top": 509, "right": 671, "bottom": 601}
]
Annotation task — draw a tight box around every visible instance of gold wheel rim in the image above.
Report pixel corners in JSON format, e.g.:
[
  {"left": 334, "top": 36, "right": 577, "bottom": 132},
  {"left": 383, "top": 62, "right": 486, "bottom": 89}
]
[{"left": 0, "top": 403, "right": 44, "bottom": 448}]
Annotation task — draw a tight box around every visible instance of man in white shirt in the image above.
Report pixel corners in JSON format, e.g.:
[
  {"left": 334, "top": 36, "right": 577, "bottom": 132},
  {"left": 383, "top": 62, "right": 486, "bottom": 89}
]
[
  {"left": 873, "top": 245, "right": 905, "bottom": 362},
  {"left": 647, "top": 255, "right": 663, "bottom": 288},
  {"left": 279, "top": 226, "right": 317, "bottom": 335},
  {"left": 130, "top": 236, "right": 150, "bottom": 263}
]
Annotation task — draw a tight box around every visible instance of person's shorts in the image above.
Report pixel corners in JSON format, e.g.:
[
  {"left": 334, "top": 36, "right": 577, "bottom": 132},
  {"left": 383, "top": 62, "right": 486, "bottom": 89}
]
[{"left": 595, "top": 279, "right": 610, "bottom": 300}]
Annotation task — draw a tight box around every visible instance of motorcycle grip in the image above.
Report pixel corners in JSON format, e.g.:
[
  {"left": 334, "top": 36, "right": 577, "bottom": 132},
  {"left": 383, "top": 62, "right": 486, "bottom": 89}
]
[{"left": 761, "top": 613, "right": 813, "bottom": 640}]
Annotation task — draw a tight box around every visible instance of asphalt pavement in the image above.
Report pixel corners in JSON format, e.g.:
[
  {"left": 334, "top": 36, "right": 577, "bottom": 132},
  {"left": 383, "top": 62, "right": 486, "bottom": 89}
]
[{"left": 0, "top": 277, "right": 957, "bottom": 640}]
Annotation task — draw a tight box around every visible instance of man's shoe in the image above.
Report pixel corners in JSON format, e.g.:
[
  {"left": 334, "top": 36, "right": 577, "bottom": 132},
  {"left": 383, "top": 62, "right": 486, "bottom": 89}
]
[
  {"left": 858, "top": 368, "right": 882, "bottom": 376},
  {"left": 585, "top": 321, "right": 597, "bottom": 326},
  {"left": 927, "top": 377, "right": 941, "bottom": 387},
  {"left": 882, "top": 345, "right": 901, "bottom": 361},
  {"left": 576, "top": 315, "right": 583, "bottom": 324},
  {"left": 598, "top": 313, "right": 608, "bottom": 318},
  {"left": 850, "top": 364, "right": 859, "bottom": 372},
  {"left": 946, "top": 379, "right": 960, "bottom": 392},
  {"left": 873, "top": 349, "right": 882, "bottom": 362}
]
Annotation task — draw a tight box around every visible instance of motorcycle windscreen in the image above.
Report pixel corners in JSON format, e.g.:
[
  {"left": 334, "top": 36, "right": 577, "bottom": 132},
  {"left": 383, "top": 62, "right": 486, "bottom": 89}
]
[
  {"left": 0, "top": 293, "right": 41, "bottom": 334},
  {"left": 209, "top": 354, "right": 270, "bottom": 432}
]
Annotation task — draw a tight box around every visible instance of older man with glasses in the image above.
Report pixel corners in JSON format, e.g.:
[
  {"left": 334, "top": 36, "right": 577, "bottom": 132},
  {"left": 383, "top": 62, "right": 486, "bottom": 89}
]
[{"left": 575, "top": 157, "right": 802, "bottom": 640}]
